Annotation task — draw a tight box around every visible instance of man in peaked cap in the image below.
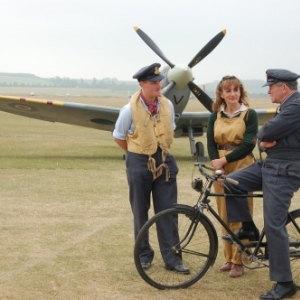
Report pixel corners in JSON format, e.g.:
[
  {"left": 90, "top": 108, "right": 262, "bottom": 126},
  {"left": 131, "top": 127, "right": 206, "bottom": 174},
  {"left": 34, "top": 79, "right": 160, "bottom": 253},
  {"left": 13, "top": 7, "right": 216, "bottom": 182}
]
[
  {"left": 113, "top": 63, "right": 190, "bottom": 274},
  {"left": 262, "top": 69, "right": 300, "bottom": 87},
  {"left": 222, "top": 68, "right": 300, "bottom": 299},
  {"left": 132, "top": 62, "right": 165, "bottom": 82}
]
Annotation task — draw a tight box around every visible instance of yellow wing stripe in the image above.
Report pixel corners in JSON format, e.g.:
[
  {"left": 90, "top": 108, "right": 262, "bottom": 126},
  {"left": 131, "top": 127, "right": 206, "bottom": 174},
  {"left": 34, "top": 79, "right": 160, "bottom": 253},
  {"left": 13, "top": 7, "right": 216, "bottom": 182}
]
[
  {"left": 0, "top": 95, "right": 64, "bottom": 106},
  {"left": 266, "top": 109, "right": 276, "bottom": 114}
]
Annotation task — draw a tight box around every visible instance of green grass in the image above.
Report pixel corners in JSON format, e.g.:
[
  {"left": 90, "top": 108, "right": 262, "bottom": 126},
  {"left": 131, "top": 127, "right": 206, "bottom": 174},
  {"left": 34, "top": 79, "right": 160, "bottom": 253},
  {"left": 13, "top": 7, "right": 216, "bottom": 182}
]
[{"left": 0, "top": 90, "right": 298, "bottom": 299}]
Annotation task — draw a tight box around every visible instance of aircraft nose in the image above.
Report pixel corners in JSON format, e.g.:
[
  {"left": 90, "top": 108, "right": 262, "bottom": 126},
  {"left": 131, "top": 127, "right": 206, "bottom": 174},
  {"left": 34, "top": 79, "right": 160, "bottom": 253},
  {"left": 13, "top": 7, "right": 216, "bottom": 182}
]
[{"left": 167, "top": 64, "right": 193, "bottom": 89}]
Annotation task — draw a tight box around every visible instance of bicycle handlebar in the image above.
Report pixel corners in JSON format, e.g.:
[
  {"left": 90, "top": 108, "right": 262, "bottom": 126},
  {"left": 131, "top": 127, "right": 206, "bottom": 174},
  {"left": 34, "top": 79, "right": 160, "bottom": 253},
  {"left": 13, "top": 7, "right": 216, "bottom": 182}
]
[
  {"left": 223, "top": 176, "right": 239, "bottom": 186},
  {"left": 194, "top": 163, "right": 239, "bottom": 186}
]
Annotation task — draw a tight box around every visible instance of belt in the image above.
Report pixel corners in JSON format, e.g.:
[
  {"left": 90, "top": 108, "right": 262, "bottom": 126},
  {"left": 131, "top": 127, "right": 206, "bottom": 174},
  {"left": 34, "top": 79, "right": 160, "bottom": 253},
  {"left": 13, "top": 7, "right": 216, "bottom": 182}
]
[{"left": 217, "top": 144, "right": 239, "bottom": 150}]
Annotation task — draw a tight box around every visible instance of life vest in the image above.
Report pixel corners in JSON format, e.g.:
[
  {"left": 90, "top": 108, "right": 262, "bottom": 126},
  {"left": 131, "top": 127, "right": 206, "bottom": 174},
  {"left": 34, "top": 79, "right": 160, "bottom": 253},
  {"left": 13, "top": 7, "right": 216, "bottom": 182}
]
[{"left": 127, "top": 90, "right": 174, "bottom": 180}]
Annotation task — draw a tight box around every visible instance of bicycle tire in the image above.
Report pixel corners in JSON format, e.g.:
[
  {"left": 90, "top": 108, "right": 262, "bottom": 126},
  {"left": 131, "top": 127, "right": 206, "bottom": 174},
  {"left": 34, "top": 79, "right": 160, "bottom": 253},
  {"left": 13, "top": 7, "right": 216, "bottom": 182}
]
[
  {"left": 286, "top": 209, "right": 300, "bottom": 286},
  {"left": 134, "top": 205, "right": 218, "bottom": 289}
]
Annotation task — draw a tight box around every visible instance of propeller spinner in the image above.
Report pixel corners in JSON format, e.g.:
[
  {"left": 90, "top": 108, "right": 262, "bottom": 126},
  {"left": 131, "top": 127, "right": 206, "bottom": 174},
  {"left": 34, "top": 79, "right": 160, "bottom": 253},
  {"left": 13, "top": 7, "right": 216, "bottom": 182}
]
[{"left": 134, "top": 26, "right": 226, "bottom": 112}]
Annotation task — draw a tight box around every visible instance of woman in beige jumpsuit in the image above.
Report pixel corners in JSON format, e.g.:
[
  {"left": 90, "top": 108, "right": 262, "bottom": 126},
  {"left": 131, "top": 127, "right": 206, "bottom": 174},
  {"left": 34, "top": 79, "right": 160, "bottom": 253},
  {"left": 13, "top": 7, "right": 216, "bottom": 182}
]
[{"left": 207, "top": 76, "right": 258, "bottom": 277}]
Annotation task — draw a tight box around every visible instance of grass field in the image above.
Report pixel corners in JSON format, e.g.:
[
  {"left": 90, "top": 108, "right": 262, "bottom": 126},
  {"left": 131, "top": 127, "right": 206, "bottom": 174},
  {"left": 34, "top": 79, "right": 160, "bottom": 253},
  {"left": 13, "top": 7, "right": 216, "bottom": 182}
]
[{"left": 0, "top": 87, "right": 299, "bottom": 299}]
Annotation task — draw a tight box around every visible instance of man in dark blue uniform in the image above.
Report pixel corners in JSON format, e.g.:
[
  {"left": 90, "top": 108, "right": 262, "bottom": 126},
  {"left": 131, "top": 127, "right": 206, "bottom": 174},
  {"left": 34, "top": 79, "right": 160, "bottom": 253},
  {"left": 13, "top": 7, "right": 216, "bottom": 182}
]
[
  {"left": 222, "top": 69, "right": 300, "bottom": 299},
  {"left": 113, "top": 63, "right": 189, "bottom": 274}
]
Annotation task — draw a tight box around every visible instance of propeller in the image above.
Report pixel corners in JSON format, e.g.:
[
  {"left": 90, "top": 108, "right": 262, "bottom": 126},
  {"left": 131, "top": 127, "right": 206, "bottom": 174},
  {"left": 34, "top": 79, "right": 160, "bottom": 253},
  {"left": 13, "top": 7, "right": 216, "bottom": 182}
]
[
  {"left": 161, "top": 81, "right": 176, "bottom": 96},
  {"left": 134, "top": 26, "right": 175, "bottom": 68},
  {"left": 134, "top": 26, "right": 227, "bottom": 112},
  {"left": 188, "top": 81, "right": 214, "bottom": 112},
  {"left": 188, "top": 30, "right": 227, "bottom": 68}
]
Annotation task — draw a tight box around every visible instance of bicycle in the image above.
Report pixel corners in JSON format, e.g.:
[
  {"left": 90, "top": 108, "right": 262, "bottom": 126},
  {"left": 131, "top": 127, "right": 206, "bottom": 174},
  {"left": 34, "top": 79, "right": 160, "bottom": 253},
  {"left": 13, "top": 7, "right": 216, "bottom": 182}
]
[{"left": 133, "top": 163, "right": 300, "bottom": 289}]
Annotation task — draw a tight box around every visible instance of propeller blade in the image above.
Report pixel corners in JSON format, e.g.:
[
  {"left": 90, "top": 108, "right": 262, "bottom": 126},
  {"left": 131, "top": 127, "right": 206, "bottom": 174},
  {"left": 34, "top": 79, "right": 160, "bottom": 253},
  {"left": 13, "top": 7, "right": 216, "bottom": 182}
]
[
  {"left": 188, "top": 30, "right": 227, "bottom": 68},
  {"left": 188, "top": 81, "right": 213, "bottom": 112},
  {"left": 161, "top": 81, "right": 176, "bottom": 96},
  {"left": 134, "top": 26, "right": 175, "bottom": 68}
]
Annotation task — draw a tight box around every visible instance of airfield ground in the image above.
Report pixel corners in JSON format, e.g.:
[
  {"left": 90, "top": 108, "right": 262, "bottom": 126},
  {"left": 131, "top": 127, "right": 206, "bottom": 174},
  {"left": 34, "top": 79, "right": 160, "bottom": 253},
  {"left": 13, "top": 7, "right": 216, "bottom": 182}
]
[{"left": 0, "top": 87, "right": 298, "bottom": 299}]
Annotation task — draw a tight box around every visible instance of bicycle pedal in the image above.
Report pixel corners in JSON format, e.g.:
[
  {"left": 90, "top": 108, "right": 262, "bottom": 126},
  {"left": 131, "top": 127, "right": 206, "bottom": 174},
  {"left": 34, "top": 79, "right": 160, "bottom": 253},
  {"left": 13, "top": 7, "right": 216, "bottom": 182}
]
[
  {"left": 221, "top": 234, "right": 235, "bottom": 244},
  {"left": 242, "top": 256, "right": 269, "bottom": 269}
]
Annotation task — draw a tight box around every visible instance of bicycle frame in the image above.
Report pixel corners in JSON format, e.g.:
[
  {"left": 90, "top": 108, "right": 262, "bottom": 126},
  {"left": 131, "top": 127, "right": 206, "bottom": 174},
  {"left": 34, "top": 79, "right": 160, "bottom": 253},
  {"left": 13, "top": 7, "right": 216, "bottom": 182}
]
[
  {"left": 199, "top": 199, "right": 263, "bottom": 257},
  {"left": 195, "top": 163, "right": 265, "bottom": 258},
  {"left": 195, "top": 163, "right": 300, "bottom": 261},
  {"left": 133, "top": 162, "right": 300, "bottom": 290}
]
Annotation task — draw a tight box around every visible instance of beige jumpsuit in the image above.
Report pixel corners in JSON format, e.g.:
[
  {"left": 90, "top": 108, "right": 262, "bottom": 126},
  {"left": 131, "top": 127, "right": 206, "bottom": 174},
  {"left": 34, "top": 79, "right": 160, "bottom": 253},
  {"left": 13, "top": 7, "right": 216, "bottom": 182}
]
[{"left": 213, "top": 110, "right": 254, "bottom": 265}]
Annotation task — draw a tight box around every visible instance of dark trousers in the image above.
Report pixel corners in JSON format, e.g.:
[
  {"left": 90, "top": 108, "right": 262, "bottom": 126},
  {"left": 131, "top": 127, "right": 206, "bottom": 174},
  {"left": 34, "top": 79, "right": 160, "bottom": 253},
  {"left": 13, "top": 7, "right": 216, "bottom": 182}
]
[
  {"left": 126, "top": 150, "right": 180, "bottom": 268},
  {"left": 225, "top": 159, "right": 300, "bottom": 282}
]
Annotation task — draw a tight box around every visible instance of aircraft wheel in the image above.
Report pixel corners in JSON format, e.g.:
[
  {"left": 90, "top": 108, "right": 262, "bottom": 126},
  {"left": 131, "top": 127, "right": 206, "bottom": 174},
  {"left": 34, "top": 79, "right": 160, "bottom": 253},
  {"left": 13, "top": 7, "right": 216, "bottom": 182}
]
[
  {"left": 195, "top": 141, "right": 204, "bottom": 157},
  {"left": 195, "top": 142, "right": 207, "bottom": 162}
]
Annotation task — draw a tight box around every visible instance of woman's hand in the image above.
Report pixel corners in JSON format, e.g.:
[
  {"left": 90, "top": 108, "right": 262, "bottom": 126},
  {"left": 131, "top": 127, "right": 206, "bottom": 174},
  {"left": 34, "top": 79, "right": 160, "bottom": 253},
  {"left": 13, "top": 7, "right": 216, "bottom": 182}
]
[{"left": 211, "top": 156, "right": 227, "bottom": 170}]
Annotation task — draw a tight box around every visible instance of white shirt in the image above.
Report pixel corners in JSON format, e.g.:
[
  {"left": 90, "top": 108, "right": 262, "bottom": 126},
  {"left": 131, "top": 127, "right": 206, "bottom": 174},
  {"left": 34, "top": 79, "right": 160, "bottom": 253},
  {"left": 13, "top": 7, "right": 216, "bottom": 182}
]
[
  {"left": 113, "top": 97, "right": 176, "bottom": 140},
  {"left": 221, "top": 103, "right": 247, "bottom": 118}
]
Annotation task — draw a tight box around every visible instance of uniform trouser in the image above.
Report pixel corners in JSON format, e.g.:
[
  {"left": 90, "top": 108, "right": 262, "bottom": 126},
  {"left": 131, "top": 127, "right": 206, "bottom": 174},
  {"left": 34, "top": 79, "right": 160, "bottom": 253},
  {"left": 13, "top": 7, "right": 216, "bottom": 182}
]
[
  {"left": 126, "top": 150, "right": 181, "bottom": 269},
  {"left": 225, "top": 159, "right": 300, "bottom": 282},
  {"left": 214, "top": 182, "right": 253, "bottom": 265}
]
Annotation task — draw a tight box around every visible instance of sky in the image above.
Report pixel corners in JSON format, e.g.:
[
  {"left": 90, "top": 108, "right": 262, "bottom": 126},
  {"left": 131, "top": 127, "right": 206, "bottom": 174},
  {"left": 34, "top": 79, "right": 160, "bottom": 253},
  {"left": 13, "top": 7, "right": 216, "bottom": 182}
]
[{"left": 0, "top": 0, "right": 299, "bottom": 84}]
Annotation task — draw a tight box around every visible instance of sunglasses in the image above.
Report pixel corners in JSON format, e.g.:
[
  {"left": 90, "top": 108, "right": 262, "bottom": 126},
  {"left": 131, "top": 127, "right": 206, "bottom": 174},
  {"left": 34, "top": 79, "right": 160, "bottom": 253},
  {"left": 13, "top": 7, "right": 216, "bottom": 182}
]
[{"left": 222, "top": 75, "right": 236, "bottom": 81}]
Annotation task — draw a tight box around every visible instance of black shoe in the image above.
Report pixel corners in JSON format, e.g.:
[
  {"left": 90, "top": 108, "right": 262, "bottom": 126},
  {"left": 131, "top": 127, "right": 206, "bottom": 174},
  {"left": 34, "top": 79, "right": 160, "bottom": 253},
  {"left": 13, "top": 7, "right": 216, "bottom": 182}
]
[
  {"left": 141, "top": 262, "right": 151, "bottom": 270},
  {"left": 171, "top": 264, "right": 190, "bottom": 275},
  {"left": 259, "top": 282, "right": 297, "bottom": 299},
  {"left": 222, "top": 227, "right": 259, "bottom": 243}
]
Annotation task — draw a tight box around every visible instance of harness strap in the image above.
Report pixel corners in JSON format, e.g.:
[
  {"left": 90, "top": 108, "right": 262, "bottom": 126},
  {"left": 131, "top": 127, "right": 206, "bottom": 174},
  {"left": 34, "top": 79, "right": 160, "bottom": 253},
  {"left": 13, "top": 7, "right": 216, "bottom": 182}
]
[{"left": 147, "top": 150, "right": 170, "bottom": 181}]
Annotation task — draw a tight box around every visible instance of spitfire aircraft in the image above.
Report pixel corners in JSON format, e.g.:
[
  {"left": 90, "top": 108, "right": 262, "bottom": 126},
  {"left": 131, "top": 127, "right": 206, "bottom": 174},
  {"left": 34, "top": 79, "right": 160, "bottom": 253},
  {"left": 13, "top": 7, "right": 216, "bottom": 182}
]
[{"left": 0, "top": 27, "right": 275, "bottom": 160}]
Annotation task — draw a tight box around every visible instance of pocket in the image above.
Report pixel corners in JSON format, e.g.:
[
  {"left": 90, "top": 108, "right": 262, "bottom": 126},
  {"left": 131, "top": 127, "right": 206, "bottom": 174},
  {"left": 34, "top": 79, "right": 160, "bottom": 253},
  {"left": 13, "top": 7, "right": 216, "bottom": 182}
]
[
  {"left": 166, "top": 154, "right": 179, "bottom": 177},
  {"left": 264, "top": 161, "right": 288, "bottom": 176}
]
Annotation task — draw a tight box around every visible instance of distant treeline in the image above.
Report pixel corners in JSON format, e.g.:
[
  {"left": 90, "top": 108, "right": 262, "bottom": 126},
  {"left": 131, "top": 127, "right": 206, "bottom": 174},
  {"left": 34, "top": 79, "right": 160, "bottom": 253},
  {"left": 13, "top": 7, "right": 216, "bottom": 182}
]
[
  {"left": 0, "top": 72, "right": 139, "bottom": 91},
  {"left": 0, "top": 72, "right": 267, "bottom": 97}
]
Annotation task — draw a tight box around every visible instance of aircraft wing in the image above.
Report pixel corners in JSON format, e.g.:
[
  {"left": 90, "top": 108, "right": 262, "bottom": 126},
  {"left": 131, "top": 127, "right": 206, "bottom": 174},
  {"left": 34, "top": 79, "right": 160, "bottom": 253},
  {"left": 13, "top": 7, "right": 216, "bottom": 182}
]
[
  {"left": 0, "top": 95, "right": 276, "bottom": 136},
  {"left": 0, "top": 95, "right": 120, "bottom": 132},
  {"left": 254, "top": 108, "right": 276, "bottom": 124},
  {"left": 175, "top": 108, "right": 276, "bottom": 137}
]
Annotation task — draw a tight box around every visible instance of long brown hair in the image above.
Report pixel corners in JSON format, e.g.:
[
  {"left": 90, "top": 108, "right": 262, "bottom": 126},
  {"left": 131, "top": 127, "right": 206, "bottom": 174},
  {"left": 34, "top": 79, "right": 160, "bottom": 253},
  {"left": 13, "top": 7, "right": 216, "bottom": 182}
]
[{"left": 212, "top": 75, "right": 249, "bottom": 112}]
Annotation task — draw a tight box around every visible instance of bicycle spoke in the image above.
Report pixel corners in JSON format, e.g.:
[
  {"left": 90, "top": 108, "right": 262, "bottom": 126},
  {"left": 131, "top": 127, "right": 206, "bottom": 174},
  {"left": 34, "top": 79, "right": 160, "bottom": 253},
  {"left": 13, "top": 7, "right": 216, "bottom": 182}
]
[{"left": 181, "top": 248, "right": 211, "bottom": 258}]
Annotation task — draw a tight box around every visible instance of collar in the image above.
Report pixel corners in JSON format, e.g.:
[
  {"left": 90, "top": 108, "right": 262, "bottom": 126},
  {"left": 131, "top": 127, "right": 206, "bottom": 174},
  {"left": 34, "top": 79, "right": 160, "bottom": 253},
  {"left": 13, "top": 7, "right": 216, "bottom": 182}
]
[
  {"left": 221, "top": 103, "right": 247, "bottom": 117},
  {"left": 276, "top": 91, "right": 298, "bottom": 114}
]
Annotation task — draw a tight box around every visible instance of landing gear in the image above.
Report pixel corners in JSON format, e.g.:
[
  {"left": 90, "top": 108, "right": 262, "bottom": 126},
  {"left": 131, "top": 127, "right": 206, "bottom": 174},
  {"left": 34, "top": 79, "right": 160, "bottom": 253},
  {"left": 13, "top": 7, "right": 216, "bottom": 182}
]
[
  {"left": 195, "top": 142, "right": 206, "bottom": 162},
  {"left": 188, "top": 126, "right": 207, "bottom": 162}
]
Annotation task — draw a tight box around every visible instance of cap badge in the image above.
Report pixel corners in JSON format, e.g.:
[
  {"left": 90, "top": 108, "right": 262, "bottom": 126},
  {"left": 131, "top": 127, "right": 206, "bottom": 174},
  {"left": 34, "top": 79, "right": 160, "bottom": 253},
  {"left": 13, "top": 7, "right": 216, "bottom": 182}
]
[{"left": 154, "top": 67, "right": 160, "bottom": 75}]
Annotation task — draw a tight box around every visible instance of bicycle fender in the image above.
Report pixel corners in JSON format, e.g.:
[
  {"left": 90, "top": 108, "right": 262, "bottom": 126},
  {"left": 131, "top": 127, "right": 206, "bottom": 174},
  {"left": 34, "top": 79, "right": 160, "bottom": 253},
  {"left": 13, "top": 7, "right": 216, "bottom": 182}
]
[
  {"left": 174, "top": 204, "right": 217, "bottom": 233},
  {"left": 173, "top": 204, "right": 195, "bottom": 211},
  {"left": 174, "top": 204, "right": 218, "bottom": 264}
]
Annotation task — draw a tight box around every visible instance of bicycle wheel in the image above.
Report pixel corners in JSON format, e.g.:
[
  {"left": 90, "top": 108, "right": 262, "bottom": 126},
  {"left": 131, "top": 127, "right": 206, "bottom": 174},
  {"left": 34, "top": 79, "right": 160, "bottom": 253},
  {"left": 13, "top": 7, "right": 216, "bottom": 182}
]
[
  {"left": 134, "top": 205, "right": 218, "bottom": 289},
  {"left": 286, "top": 209, "right": 300, "bottom": 286}
]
